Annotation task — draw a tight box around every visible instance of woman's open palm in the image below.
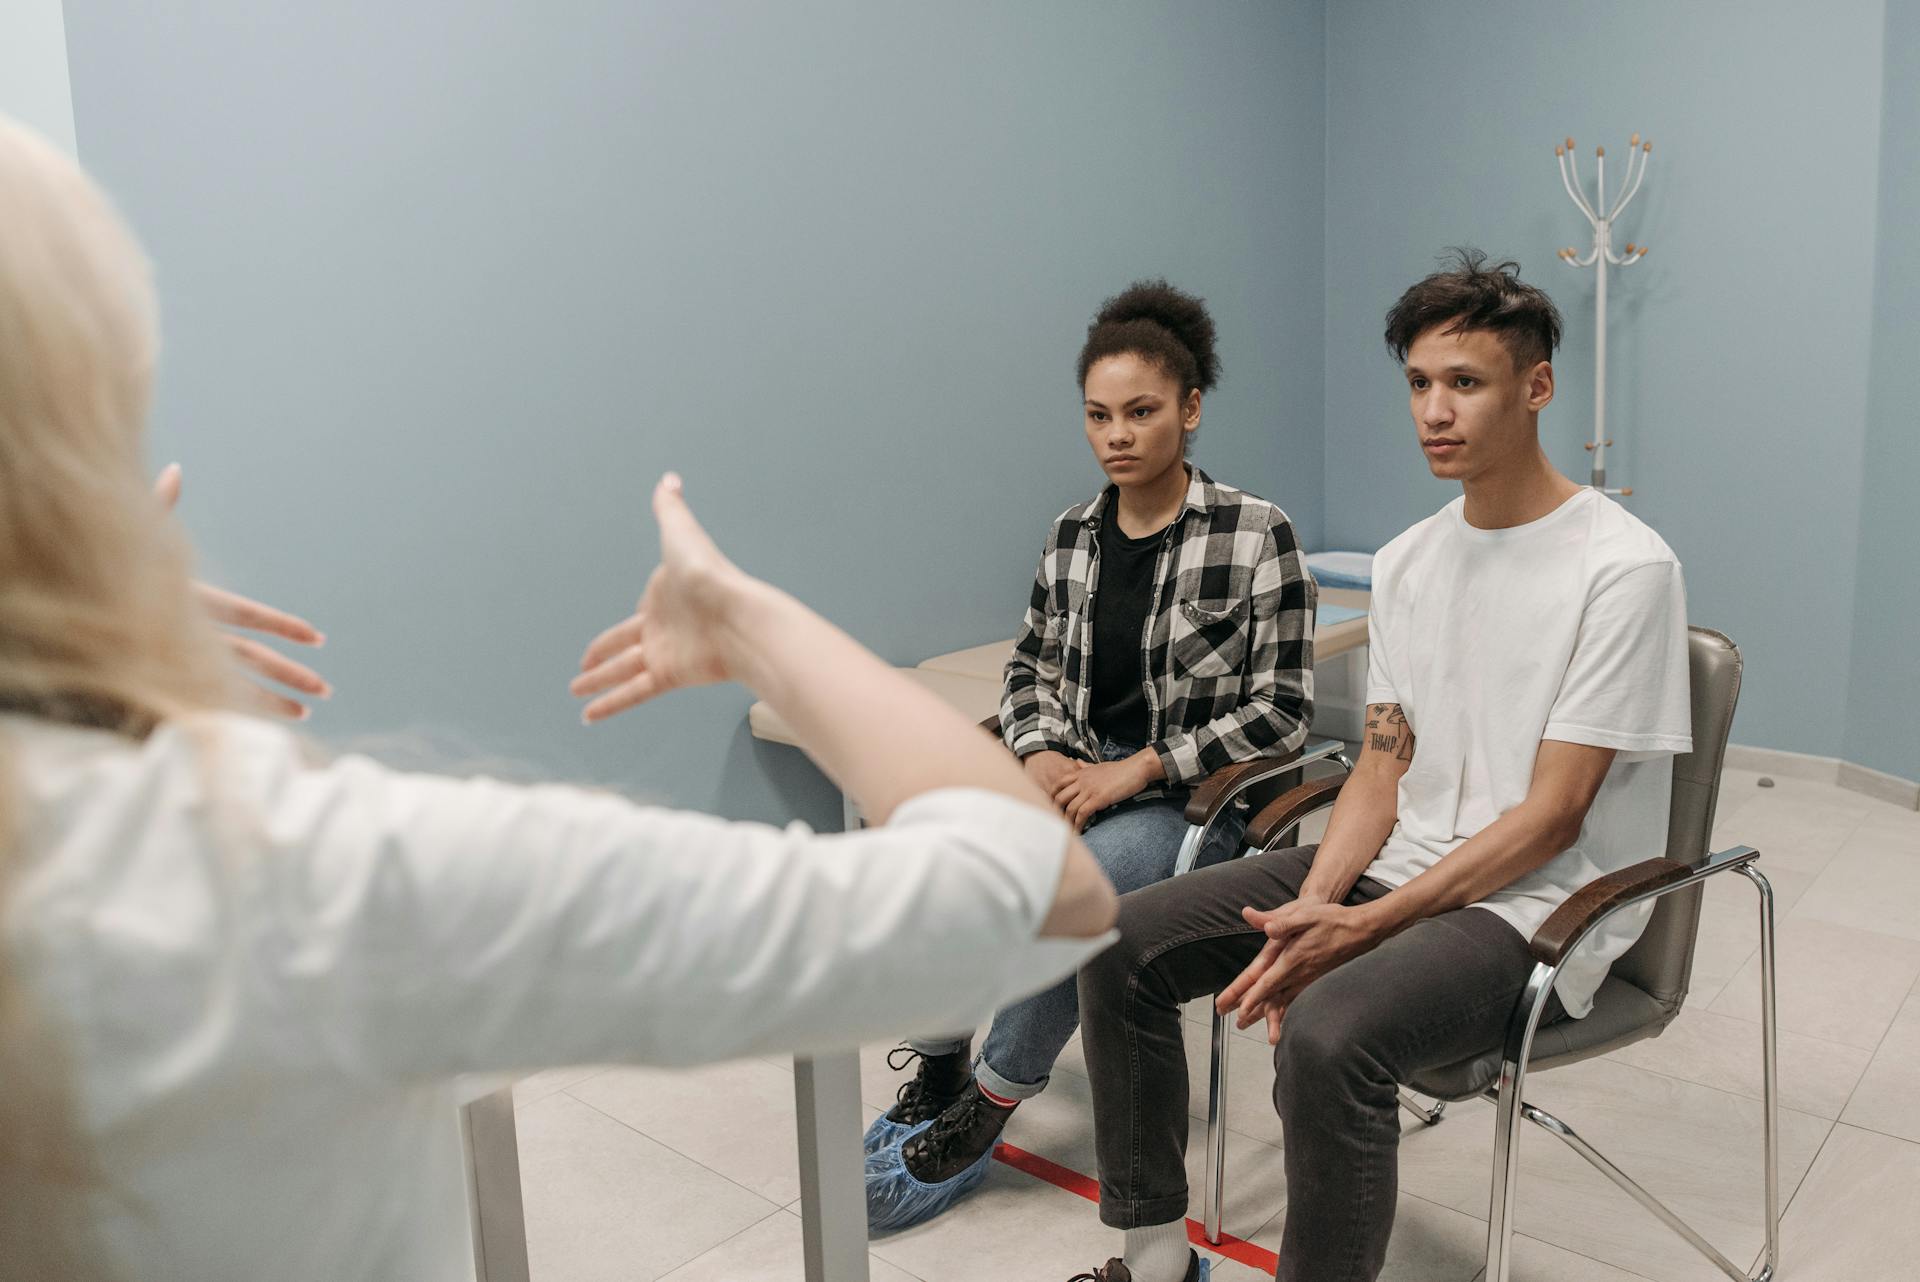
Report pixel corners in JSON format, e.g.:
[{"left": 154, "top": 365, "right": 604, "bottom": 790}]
[
  {"left": 155, "top": 464, "right": 332, "bottom": 719},
  {"left": 572, "top": 474, "right": 744, "bottom": 723}
]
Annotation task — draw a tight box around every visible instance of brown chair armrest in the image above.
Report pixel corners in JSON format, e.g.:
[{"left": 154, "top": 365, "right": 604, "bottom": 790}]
[
  {"left": 1528, "top": 857, "right": 1692, "bottom": 966},
  {"left": 1246, "top": 774, "right": 1349, "bottom": 851},
  {"left": 1182, "top": 751, "right": 1305, "bottom": 826}
]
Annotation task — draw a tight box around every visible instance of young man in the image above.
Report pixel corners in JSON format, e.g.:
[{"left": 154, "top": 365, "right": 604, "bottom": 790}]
[{"left": 1063, "top": 251, "right": 1692, "bottom": 1282}]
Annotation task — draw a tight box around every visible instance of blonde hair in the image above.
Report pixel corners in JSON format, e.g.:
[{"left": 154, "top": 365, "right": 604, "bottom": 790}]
[{"left": 0, "top": 114, "right": 240, "bottom": 1278}]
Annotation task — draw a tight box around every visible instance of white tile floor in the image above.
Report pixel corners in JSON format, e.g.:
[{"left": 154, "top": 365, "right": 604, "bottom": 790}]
[{"left": 514, "top": 766, "right": 1920, "bottom": 1280}]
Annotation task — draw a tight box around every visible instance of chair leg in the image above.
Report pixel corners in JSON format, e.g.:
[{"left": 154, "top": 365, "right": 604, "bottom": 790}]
[
  {"left": 1479, "top": 894, "right": 1779, "bottom": 1282},
  {"left": 1172, "top": 823, "right": 1208, "bottom": 876},
  {"left": 1471, "top": 857, "right": 1778, "bottom": 1282},
  {"left": 1204, "top": 1009, "right": 1231, "bottom": 1244},
  {"left": 1519, "top": 1100, "right": 1752, "bottom": 1279},
  {"left": 1743, "top": 863, "right": 1781, "bottom": 1280},
  {"left": 1482, "top": 1057, "right": 1529, "bottom": 1282},
  {"left": 1396, "top": 1090, "right": 1446, "bottom": 1126}
]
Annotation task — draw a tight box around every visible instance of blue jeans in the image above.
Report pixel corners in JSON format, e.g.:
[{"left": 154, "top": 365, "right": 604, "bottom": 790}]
[{"left": 910, "top": 739, "right": 1248, "bottom": 1100}]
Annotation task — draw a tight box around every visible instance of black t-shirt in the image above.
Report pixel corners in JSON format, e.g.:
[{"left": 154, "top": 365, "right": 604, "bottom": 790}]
[{"left": 1088, "top": 506, "right": 1169, "bottom": 747}]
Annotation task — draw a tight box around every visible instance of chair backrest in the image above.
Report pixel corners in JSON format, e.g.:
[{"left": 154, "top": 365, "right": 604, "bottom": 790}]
[{"left": 1609, "top": 626, "right": 1743, "bottom": 1011}]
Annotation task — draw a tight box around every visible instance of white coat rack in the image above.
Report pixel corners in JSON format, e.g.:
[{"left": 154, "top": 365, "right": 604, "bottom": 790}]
[{"left": 1555, "top": 133, "right": 1652, "bottom": 496}]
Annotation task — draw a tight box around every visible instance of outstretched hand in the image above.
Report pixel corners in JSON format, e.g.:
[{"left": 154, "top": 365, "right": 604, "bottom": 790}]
[
  {"left": 571, "top": 473, "right": 748, "bottom": 723},
  {"left": 155, "top": 464, "right": 332, "bottom": 720}
]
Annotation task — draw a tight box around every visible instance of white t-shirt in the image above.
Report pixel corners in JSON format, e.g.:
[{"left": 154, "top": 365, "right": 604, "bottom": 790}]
[
  {"left": 1362, "top": 488, "right": 1692, "bottom": 1017},
  {"left": 4, "top": 711, "right": 1108, "bottom": 1282}
]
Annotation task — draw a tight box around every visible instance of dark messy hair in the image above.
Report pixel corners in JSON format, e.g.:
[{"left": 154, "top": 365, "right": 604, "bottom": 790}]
[
  {"left": 1076, "top": 279, "right": 1220, "bottom": 397},
  {"left": 1384, "top": 248, "right": 1562, "bottom": 370}
]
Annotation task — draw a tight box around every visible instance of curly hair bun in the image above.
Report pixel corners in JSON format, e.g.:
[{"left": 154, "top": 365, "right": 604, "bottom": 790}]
[{"left": 1078, "top": 279, "right": 1220, "bottom": 395}]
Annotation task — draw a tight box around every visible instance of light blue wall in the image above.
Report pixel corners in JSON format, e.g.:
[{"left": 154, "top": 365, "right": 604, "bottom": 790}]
[
  {"left": 0, "top": 0, "right": 76, "bottom": 154},
  {"left": 1322, "top": 1, "right": 1887, "bottom": 759},
  {"left": 61, "top": 2, "right": 1326, "bottom": 825},
  {"left": 55, "top": 2, "right": 1914, "bottom": 782},
  {"left": 1845, "top": 0, "right": 1920, "bottom": 781}
]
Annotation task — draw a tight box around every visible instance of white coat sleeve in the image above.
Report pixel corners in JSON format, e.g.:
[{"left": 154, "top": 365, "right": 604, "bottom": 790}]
[{"left": 242, "top": 745, "right": 1110, "bottom": 1078}]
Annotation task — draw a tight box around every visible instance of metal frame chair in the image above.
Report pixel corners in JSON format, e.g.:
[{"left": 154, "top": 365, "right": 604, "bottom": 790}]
[
  {"left": 976, "top": 716, "right": 1350, "bottom": 878},
  {"left": 1170, "top": 739, "right": 1353, "bottom": 874},
  {"left": 1199, "top": 627, "right": 1780, "bottom": 1282}
]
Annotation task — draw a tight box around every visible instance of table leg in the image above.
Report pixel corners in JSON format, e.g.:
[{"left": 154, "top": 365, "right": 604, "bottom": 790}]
[
  {"left": 792, "top": 790, "right": 872, "bottom": 1282},
  {"left": 794, "top": 1051, "right": 871, "bottom": 1281},
  {"left": 463, "top": 1087, "right": 531, "bottom": 1282}
]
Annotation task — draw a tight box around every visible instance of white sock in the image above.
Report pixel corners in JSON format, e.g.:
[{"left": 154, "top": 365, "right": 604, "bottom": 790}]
[{"left": 1122, "top": 1219, "right": 1190, "bottom": 1282}]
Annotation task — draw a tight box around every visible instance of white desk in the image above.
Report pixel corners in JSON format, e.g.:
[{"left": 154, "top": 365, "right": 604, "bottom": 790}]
[
  {"left": 750, "top": 590, "right": 1370, "bottom": 747},
  {"left": 746, "top": 667, "right": 1003, "bottom": 748},
  {"left": 914, "top": 639, "right": 1020, "bottom": 681}
]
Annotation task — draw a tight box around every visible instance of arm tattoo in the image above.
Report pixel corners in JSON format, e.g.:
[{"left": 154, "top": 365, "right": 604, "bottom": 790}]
[{"left": 1364, "top": 703, "right": 1415, "bottom": 763}]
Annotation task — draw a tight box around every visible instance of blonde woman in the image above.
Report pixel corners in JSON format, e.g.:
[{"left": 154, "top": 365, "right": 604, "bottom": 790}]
[{"left": 0, "top": 114, "right": 1116, "bottom": 1282}]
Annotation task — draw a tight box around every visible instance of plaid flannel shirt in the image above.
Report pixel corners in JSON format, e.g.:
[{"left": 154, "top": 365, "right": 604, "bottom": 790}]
[{"left": 1000, "top": 467, "right": 1316, "bottom": 799}]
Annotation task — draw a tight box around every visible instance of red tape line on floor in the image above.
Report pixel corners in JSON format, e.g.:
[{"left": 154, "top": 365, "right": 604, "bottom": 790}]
[{"left": 994, "top": 1142, "right": 1281, "bottom": 1275}]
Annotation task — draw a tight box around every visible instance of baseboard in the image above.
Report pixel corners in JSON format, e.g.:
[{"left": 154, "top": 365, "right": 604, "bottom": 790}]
[
  {"left": 1725, "top": 743, "right": 1919, "bottom": 810},
  {"left": 1723, "top": 744, "right": 1841, "bottom": 785},
  {"left": 1838, "top": 760, "right": 1920, "bottom": 810}
]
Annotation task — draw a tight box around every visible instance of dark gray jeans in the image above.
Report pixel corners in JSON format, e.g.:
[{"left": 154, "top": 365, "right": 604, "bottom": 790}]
[{"left": 1077, "top": 845, "right": 1563, "bottom": 1282}]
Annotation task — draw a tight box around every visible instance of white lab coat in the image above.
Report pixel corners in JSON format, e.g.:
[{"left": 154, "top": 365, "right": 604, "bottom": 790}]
[{"left": 4, "top": 711, "right": 1106, "bottom": 1281}]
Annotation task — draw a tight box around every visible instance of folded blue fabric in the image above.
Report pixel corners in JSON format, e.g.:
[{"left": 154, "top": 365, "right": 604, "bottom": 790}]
[
  {"left": 1317, "top": 604, "right": 1366, "bottom": 627},
  {"left": 1306, "top": 550, "right": 1375, "bottom": 591}
]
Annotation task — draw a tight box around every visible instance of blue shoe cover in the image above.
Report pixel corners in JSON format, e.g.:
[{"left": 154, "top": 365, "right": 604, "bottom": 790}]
[
  {"left": 862, "top": 1111, "right": 916, "bottom": 1155},
  {"left": 1198, "top": 1257, "right": 1211, "bottom": 1279},
  {"left": 863, "top": 1123, "right": 998, "bottom": 1234}
]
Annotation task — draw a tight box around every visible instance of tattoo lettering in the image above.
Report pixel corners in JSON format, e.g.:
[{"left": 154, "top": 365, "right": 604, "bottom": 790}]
[{"left": 1363, "top": 703, "right": 1416, "bottom": 763}]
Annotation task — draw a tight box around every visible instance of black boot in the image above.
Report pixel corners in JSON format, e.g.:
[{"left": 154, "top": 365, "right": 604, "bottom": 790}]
[
  {"left": 861, "top": 1043, "right": 972, "bottom": 1153},
  {"left": 901, "top": 1080, "right": 1017, "bottom": 1183}
]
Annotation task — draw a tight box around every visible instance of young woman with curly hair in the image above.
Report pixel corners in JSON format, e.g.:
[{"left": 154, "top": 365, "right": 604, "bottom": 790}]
[{"left": 865, "top": 280, "right": 1318, "bottom": 1234}]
